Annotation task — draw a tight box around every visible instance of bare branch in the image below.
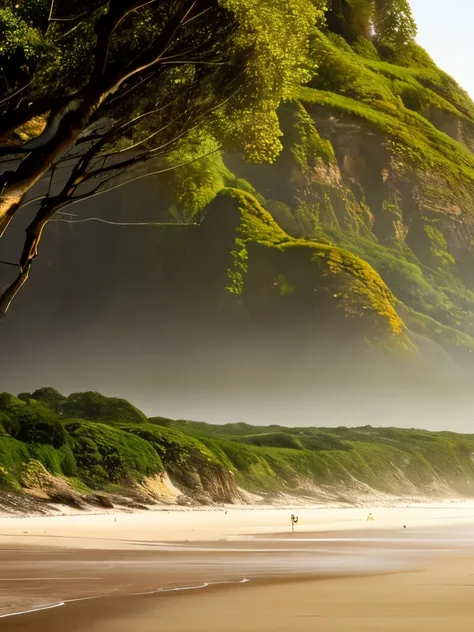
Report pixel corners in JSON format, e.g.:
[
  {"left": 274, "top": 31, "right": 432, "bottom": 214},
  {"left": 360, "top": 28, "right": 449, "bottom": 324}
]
[
  {"left": 49, "top": 14, "right": 88, "bottom": 23},
  {"left": 50, "top": 218, "right": 197, "bottom": 227},
  {"left": 182, "top": 6, "right": 212, "bottom": 26},
  {"left": 63, "top": 145, "right": 221, "bottom": 210},
  {"left": 48, "top": 0, "right": 56, "bottom": 21},
  {"left": 17, "top": 195, "right": 48, "bottom": 212},
  {"left": 0, "top": 79, "right": 34, "bottom": 107},
  {"left": 0, "top": 265, "right": 31, "bottom": 318},
  {"left": 104, "top": 72, "right": 154, "bottom": 107},
  {"left": 100, "top": 0, "right": 200, "bottom": 98},
  {"left": 93, "top": 0, "right": 160, "bottom": 78},
  {"left": 0, "top": 138, "right": 218, "bottom": 317}
]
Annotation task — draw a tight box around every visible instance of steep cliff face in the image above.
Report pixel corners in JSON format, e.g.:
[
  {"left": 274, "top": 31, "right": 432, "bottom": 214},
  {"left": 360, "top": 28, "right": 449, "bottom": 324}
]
[{"left": 184, "top": 25, "right": 474, "bottom": 374}]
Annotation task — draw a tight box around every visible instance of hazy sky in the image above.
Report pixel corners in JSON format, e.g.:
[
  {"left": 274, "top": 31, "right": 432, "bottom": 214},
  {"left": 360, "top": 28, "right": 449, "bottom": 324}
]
[{"left": 410, "top": 0, "right": 474, "bottom": 97}]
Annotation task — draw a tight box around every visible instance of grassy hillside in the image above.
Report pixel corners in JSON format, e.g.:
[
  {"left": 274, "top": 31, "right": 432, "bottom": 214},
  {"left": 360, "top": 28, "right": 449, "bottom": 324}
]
[{"left": 2, "top": 389, "right": 474, "bottom": 511}]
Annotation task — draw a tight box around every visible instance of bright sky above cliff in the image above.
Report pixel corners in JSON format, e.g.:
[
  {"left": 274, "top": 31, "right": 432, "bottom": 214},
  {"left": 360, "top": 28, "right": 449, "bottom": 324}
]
[{"left": 410, "top": 0, "right": 474, "bottom": 98}]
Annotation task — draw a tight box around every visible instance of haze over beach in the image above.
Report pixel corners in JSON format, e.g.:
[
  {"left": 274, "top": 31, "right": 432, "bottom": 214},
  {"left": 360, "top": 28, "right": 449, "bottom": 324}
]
[{"left": 2, "top": 1, "right": 474, "bottom": 632}]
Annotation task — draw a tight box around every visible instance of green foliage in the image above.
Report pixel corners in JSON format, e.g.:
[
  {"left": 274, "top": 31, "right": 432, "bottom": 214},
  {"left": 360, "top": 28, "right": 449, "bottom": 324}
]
[
  {"left": 325, "top": 0, "right": 374, "bottom": 43},
  {"left": 290, "top": 101, "right": 336, "bottom": 172},
  {"left": 165, "top": 136, "right": 234, "bottom": 221},
  {"left": 0, "top": 7, "right": 44, "bottom": 59},
  {"left": 352, "top": 36, "right": 380, "bottom": 60},
  {"left": 15, "top": 403, "right": 67, "bottom": 448},
  {"left": 216, "top": 188, "right": 405, "bottom": 338},
  {"left": 65, "top": 420, "right": 163, "bottom": 486},
  {"left": 424, "top": 225, "right": 456, "bottom": 271},
  {"left": 236, "top": 432, "right": 304, "bottom": 449},
  {"left": 400, "top": 306, "right": 474, "bottom": 361},
  {"left": 301, "top": 25, "right": 474, "bottom": 184},
  {"left": 63, "top": 392, "right": 147, "bottom": 424},
  {"left": 322, "top": 230, "right": 454, "bottom": 321},
  {"left": 0, "top": 437, "right": 30, "bottom": 490},
  {"left": 373, "top": 0, "right": 417, "bottom": 50},
  {"left": 222, "top": 187, "right": 290, "bottom": 294},
  {"left": 124, "top": 423, "right": 220, "bottom": 469},
  {"left": 298, "top": 83, "right": 474, "bottom": 188},
  {"left": 0, "top": 411, "right": 18, "bottom": 438},
  {"left": 3, "top": 389, "right": 474, "bottom": 498},
  {"left": 1, "top": 0, "right": 327, "bottom": 178},
  {"left": 0, "top": 394, "right": 66, "bottom": 447},
  {"left": 216, "top": 0, "right": 326, "bottom": 162},
  {"left": 29, "top": 387, "right": 67, "bottom": 414}
]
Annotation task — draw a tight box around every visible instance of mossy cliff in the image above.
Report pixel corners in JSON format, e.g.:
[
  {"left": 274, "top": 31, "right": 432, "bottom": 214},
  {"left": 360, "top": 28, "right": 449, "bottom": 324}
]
[{"left": 160, "top": 3, "right": 474, "bottom": 374}]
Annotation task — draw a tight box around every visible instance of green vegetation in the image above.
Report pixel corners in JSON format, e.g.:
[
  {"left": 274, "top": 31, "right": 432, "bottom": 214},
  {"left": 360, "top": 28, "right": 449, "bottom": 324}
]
[
  {"left": 2, "top": 0, "right": 474, "bottom": 369},
  {"left": 2, "top": 389, "right": 474, "bottom": 504},
  {"left": 219, "top": 188, "right": 406, "bottom": 343},
  {"left": 196, "top": 1, "right": 474, "bottom": 365},
  {"left": 0, "top": 0, "right": 328, "bottom": 316}
]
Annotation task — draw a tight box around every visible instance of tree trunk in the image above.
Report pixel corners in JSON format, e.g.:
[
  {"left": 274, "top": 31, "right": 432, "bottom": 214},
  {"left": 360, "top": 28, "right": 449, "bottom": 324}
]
[{"left": 0, "top": 100, "right": 96, "bottom": 237}]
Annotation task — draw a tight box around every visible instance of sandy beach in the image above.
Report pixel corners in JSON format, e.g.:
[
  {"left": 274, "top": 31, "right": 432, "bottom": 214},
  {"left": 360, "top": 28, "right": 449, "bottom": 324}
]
[
  {"left": 2, "top": 503, "right": 474, "bottom": 631},
  {"left": 2, "top": 501, "right": 474, "bottom": 547}
]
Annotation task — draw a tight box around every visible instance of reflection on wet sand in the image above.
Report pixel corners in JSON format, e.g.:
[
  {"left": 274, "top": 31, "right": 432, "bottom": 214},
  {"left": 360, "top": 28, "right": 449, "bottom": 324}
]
[{"left": 2, "top": 524, "right": 474, "bottom": 631}]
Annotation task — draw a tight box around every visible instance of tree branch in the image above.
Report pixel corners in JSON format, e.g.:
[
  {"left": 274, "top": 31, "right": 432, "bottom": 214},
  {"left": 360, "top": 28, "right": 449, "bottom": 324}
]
[
  {"left": 50, "top": 217, "right": 197, "bottom": 227},
  {"left": 0, "top": 140, "right": 218, "bottom": 318},
  {"left": 92, "top": 0, "right": 160, "bottom": 79},
  {"left": 100, "top": 0, "right": 200, "bottom": 99},
  {"left": 0, "top": 265, "right": 31, "bottom": 318}
]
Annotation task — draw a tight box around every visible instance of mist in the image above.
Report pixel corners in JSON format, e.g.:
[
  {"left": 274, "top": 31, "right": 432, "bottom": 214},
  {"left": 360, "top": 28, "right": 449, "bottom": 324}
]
[{"left": 1, "top": 180, "right": 472, "bottom": 433}]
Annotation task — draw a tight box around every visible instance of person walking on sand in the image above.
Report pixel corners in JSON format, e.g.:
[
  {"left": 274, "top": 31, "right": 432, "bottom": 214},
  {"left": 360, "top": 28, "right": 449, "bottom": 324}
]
[
  {"left": 366, "top": 512, "right": 374, "bottom": 522},
  {"left": 290, "top": 514, "right": 299, "bottom": 533}
]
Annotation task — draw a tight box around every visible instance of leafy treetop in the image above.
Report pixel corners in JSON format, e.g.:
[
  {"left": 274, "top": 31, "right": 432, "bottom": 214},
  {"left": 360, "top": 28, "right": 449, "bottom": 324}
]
[{"left": 0, "top": 0, "right": 325, "bottom": 317}]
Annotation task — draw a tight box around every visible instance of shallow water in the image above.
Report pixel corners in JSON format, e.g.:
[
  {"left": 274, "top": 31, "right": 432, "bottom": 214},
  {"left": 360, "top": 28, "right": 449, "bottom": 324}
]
[{"left": 2, "top": 524, "right": 474, "bottom": 621}]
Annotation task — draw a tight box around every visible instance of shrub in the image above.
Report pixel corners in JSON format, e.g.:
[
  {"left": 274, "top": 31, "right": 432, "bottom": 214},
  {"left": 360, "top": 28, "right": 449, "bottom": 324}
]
[{"left": 15, "top": 403, "right": 67, "bottom": 448}]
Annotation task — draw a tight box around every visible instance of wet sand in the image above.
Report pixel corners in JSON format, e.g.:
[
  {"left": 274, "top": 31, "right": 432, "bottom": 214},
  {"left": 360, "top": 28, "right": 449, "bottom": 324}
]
[{"left": 2, "top": 506, "right": 474, "bottom": 631}]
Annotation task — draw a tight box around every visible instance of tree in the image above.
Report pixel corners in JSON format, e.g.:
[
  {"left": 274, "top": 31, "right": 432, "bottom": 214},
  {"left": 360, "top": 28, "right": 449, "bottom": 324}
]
[
  {"left": 0, "top": 0, "right": 325, "bottom": 316},
  {"left": 63, "top": 391, "right": 147, "bottom": 423},
  {"left": 373, "top": 0, "right": 417, "bottom": 49},
  {"left": 14, "top": 402, "right": 67, "bottom": 447},
  {"left": 325, "top": 0, "right": 374, "bottom": 43},
  {"left": 30, "top": 387, "right": 67, "bottom": 414},
  {"left": 0, "top": 411, "right": 18, "bottom": 437}
]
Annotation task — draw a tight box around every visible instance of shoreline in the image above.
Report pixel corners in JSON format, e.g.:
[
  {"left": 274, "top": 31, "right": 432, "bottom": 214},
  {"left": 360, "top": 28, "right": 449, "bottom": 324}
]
[{"left": 1, "top": 490, "right": 471, "bottom": 519}]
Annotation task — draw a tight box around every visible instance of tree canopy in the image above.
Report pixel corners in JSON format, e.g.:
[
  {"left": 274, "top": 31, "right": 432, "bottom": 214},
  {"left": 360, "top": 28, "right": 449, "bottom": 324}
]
[
  {"left": 373, "top": 0, "right": 417, "bottom": 49},
  {"left": 0, "top": 0, "right": 325, "bottom": 316},
  {"left": 325, "top": 0, "right": 417, "bottom": 48}
]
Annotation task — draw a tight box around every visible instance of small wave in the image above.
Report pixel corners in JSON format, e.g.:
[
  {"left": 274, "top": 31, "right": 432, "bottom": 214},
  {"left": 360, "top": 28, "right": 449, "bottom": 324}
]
[
  {"left": 130, "top": 577, "right": 249, "bottom": 596},
  {"left": 0, "top": 601, "right": 65, "bottom": 619},
  {"left": 0, "top": 579, "right": 249, "bottom": 618}
]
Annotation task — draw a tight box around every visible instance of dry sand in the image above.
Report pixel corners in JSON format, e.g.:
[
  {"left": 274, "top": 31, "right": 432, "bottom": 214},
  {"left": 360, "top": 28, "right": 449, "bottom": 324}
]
[
  {"left": 2, "top": 503, "right": 474, "bottom": 631},
  {"left": 1, "top": 501, "right": 474, "bottom": 548}
]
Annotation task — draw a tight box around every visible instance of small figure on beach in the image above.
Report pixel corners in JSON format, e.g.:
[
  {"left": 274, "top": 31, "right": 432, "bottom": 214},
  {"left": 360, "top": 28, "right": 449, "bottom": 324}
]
[
  {"left": 366, "top": 513, "right": 374, "bottom": 522},
  {"left": 290, "top": 514, "right": 299, "bottom": 533}
]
